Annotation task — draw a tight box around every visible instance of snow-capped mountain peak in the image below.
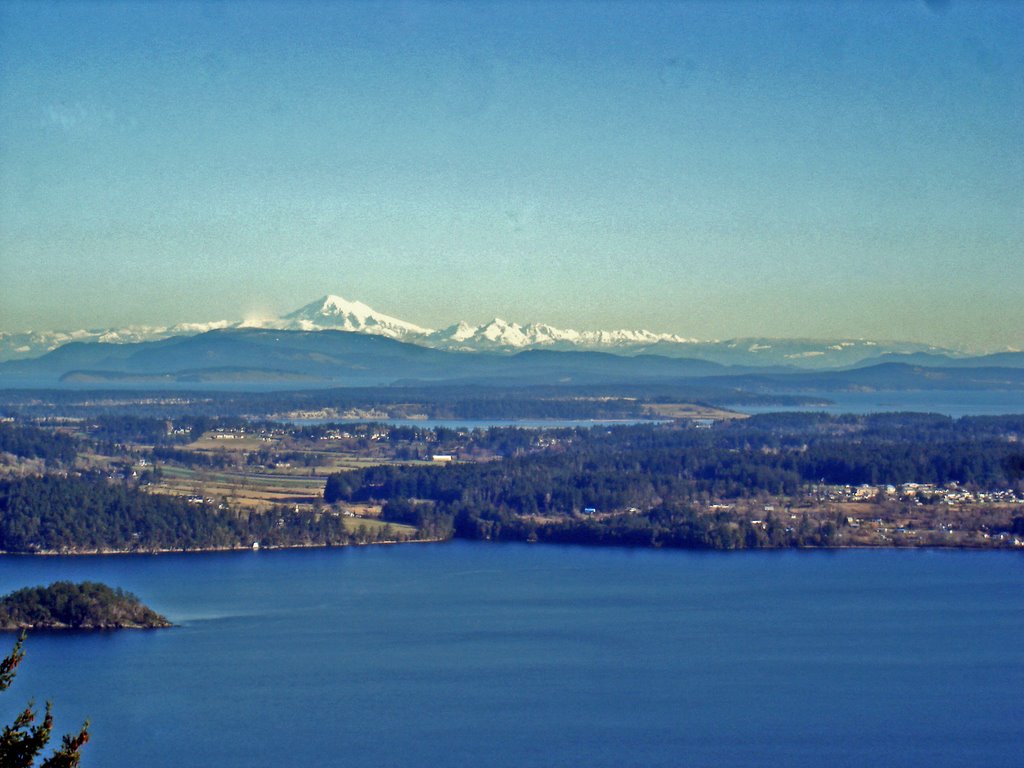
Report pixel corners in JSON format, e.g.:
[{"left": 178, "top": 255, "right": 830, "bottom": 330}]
[
  {"left": 479, "top": 319, "right": 530, "bottom": 346},
  {"left": 445, "top": 321, "right": 479, "bottom": 343},
  {"left": 310, "top": 295, "right": 381, "bottom": 321},
  {"left": 423, "top": 316, "right": 699, "bottom": 352},
  {"left": 0, "top": 292, "right": 972, "bottom": 368},
  {"left": 278, "top": 294, "right": 434, "bottom": 338}
]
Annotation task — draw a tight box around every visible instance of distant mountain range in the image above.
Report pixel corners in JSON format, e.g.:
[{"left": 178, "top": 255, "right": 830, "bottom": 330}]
[
  {"left": 2, "top": 293, "right": 1011, "bottom": 371},
  {"left": 1, "top": 324, "right": 1022, "bottom": 393},
  {"left": 0, "top": 329, "right": 730, "bottom": 389}
]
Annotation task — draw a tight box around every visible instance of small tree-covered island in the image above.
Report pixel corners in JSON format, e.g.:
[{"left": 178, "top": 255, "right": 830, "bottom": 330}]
[{"left": 0, "top": 582, "right": 171, "bottom": 631}]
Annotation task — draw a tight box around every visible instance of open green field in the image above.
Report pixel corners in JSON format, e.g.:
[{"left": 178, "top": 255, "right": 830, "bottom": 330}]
[
  {"left": 153, "top": 465, "right": 325, "bottom": 511},
  {"left": 148, "top": 466, "right": 413, "bottom": 536}
]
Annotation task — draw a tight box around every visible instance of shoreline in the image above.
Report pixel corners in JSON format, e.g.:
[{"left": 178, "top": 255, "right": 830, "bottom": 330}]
[
  {"left": 0, "top": 621, "right": 171, "bottom": 631},
  {"left": 0, "top": 537, "right": 1018, "bottom": 557},
  {"left": 0, "top": 537, "right": 447, "bottom": 557}
]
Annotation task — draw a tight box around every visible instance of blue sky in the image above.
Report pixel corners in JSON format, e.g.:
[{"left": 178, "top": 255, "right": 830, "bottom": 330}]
[{"left": 1, "top": 0, "right": 1021, "bottom": 349}]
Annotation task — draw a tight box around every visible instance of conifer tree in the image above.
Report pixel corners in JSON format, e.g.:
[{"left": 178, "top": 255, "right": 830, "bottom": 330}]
[{"left": 0, "top": 634, "right": 89, "bottom": 767}]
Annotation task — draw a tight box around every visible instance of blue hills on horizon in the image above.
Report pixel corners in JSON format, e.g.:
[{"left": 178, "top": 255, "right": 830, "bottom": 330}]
[
  {"left": 0, "top": 327, "right": 1021, "bottom": 393},
  {"left": 2, "top": 294, "right": 1013, "bottom": 369}
]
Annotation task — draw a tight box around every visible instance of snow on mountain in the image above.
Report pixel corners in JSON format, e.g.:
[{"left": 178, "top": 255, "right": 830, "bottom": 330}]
[
  {"left": 166, "top": 320, "right": 236, "bottom": 335},
  {"left": 0, "top": 322, "right": 238, "bottom": 361},
  {"left": 424, "top": 318, "right": 698, "bottom": 352},
  {"left": 0, "top": 294, "right": 432, "bottom": 360},
  {"left": 441, "top": 321, "right": 479, "bottom": 344},
  {"left": 274, "top": 295, "right": 434, "bottom": 339},
  {"left": 1, "top": 328, "right": 156, "bottom": 360},
  {"left": 0, "top": 292, "right": 971, "bottom": 368},
  {"left": 685, "top": 337, "right": 956, "bottom": 368}
]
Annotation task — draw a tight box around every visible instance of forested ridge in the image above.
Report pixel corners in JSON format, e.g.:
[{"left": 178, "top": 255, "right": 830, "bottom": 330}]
[
  {"left": 0, "top": 474, "right": 354, "bottom": 553},
  {"left": 325, "top": 413, "right": 1024, "bottom": 549},
  {"left": 1, "top": 412, "right": 1021, "bottom": 553},
  {"left": 330, "top": 414, "right": 1024, "bottom": 508},
  {"left": 0, "top": 421, "right": 78, "bottom": 463}
]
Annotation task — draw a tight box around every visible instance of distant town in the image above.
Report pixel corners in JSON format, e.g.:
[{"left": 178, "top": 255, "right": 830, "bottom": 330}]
[{"left": 2, "top": 390, "right": 1022, "bottom": 553}]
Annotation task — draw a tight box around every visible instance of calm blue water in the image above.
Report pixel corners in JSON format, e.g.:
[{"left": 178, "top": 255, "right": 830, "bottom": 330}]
[
  {"left": 737, "top": 389, "right": 1024, "bottom": 417},
  {"left": 1, "top": 543, "right": 1022, "bottom": 768}
]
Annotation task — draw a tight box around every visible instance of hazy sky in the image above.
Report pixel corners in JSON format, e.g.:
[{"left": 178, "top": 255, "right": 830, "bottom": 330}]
[{"left": 1, "top": 1, "right": 1021, "bottom": 350}]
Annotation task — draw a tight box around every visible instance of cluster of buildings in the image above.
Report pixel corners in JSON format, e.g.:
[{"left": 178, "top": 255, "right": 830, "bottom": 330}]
[{"left": 810, "top": 482, "right": 1023, "bottom": 506}]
